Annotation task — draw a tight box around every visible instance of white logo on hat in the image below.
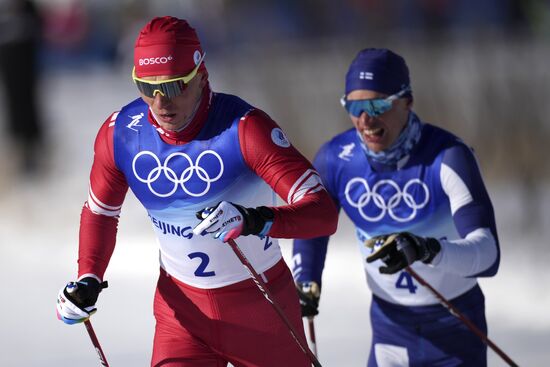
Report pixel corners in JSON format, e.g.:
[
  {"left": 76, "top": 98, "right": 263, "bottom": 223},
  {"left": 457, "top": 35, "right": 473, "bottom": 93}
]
[
  {"left": 139, "top": 55, "right": 174, "bottom": 66},
  {"left": 193, "top": 51, "right": 201, "bottom": 65},
  {"left": 360, "top": 71, "right": 373, "bottom": 80}
]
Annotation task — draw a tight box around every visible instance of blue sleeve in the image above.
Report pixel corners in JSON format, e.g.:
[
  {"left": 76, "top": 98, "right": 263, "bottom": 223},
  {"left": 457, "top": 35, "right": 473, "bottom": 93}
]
[
  {"left": 442, "top": 144, "right": 500, "bottom": 277},
  {"left": 312, "top": 141, "right": 341, "bottom": 208},
  {"left": 292, "top": 142, "right": 340, "bottom": 286},
  {"left": 293, "top": 236, "right": 330, "bottom": 285}
]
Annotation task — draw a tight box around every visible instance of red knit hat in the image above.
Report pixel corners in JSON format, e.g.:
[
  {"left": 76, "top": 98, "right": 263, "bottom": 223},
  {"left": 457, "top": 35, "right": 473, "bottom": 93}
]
[{"left": 134, "top": 16, "right": 204, "bottom": 77}]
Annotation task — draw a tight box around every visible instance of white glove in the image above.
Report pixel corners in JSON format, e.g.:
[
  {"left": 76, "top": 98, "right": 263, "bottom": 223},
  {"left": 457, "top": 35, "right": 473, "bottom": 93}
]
[
  {"left": 193, "top": 201, "right": 273, "bottom": 242},
  {"left": 56, "top": 277, "right": 108, "bottom": 324}
]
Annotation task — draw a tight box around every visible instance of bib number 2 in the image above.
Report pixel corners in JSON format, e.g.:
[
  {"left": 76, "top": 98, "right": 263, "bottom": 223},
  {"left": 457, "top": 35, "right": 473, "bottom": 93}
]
[
  {"left": 188, "top": 252, "right": 216, "bottom": 277},
  {"left": 188, "top": 237, "right": 273, "bottom": 278},
  {"left": 395, "top": 271, "right": 417, "bottom": 293}
]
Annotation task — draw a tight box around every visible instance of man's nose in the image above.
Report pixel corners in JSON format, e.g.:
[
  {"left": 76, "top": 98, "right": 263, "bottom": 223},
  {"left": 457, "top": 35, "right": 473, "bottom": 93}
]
[
  {"left": 152, "top": 91, "right": 171, "bottom": 107},
  {"left": 357, "top": 111, "right": 375, "bottom": 126}
]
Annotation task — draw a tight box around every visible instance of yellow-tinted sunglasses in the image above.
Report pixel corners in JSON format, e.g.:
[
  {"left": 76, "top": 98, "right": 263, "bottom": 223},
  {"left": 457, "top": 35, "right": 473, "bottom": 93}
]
[{"left": 132, "top": 52, "right": 205, "bottom": 98}]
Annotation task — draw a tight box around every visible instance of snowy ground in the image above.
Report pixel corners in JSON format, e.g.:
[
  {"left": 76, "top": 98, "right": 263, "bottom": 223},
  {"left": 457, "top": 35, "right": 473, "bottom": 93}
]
[{"left": 0, "top": 67, "right": 549, "bottom": 366}]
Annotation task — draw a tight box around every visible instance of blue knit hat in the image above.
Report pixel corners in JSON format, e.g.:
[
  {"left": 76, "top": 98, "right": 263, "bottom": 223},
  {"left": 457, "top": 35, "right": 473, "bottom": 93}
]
[{"left": 345, "top": 48, "right": 411, "bottom": 97}]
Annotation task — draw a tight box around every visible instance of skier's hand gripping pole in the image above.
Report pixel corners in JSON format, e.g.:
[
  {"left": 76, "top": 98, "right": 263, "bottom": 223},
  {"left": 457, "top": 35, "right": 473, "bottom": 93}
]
[{"left": 296, "top": 282, "right": 320, "bottom": 357}]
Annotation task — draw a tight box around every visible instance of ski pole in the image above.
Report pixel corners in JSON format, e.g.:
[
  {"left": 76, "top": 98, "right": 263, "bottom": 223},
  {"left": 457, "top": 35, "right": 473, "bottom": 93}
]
[
  {"left": 227, "top": 239, "right": 322, "bottom": 367},
  {"left": 405, "top": 266, "right": 518, "bottom": 367},
  {"left": 307, "top": 316, "right": 318, "bottom": 357},
  {"left": 84, "top": 319, "right": 110, "bottom": 367}
]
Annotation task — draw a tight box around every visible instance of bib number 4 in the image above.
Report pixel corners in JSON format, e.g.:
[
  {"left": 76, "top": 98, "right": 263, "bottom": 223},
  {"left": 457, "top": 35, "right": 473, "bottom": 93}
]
[{"left": 395, "top": 271, "right": 417, "bottom": 293}]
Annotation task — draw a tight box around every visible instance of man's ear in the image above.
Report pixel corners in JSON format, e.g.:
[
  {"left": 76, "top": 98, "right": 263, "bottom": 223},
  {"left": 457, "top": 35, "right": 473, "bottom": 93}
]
[{"left": 197, "top": 71, "right": 208, "bottom": 89}]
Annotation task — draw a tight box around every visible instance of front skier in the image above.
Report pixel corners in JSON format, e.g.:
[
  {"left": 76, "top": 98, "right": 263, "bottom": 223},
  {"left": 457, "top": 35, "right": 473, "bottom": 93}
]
[{"left": 56, "top": 16, "right": 337, "bottom": 367}]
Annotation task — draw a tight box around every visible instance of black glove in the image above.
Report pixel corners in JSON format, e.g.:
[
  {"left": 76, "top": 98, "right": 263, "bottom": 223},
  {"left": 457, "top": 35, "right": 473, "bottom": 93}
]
[
  {"left": 296, "top": 281, "right": 320, "bottom": 317},
  {"left": 365, "top": 232, "right": 441, "bottom": 274},
  {"left": 232, "top": 204, "right": 274, "bottom": 237},
  {"left": 64, "top": 277, "right": 109, "bottom": 310}
]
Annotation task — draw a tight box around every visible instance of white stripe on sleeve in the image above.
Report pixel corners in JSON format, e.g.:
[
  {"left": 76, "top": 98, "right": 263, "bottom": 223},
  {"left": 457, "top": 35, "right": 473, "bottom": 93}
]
[
  {"left": 440, "top": 163, "right": 473, "bottom": 215},
  {"left": 108, "top": 111, "right": 119, "bottom": 127},
  {"left": 286, "top": 169, "right": 325, "bottom": 204},
  {"left": 87, "top": 187, "right": 121, "bottom": 216}
]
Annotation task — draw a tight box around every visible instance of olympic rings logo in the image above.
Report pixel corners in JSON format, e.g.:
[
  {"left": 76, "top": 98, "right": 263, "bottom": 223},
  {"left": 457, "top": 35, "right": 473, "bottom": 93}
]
[
  {"left": 345, "top": 178, "right": 429, "bottom": 222},
  {"left": 132, "top": 150, "right": 224, "bottom": 197}
]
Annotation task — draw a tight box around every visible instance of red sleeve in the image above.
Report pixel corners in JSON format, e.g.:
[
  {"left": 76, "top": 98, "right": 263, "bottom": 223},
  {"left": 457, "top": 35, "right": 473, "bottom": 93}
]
[
  {"left": 78, "top": 113, "right": 129, "bottom": 280},
  {"left": 238, "top": 110, "right": 338, "bottom": 239}
]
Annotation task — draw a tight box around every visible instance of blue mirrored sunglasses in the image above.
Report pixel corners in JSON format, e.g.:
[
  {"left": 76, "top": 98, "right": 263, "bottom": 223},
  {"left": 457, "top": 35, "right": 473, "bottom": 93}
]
[{"left": 340, "top": 86, "right": 411, "bottom": 117}]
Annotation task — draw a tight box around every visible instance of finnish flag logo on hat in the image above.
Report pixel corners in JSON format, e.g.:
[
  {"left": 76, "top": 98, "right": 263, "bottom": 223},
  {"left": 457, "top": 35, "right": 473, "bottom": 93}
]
[{"left": 359, "top": 71, "right": 373, "bottom": 80}]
